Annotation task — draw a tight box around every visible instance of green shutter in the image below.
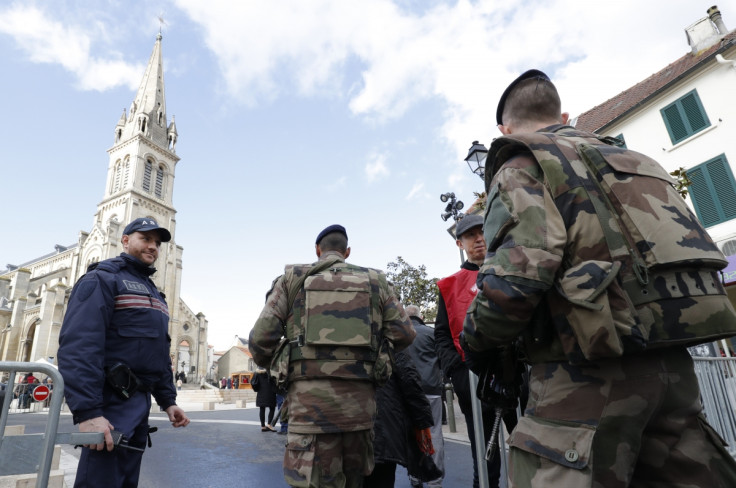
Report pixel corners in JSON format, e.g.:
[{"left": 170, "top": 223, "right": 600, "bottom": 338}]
[
  {"left": 662, "top": 105, "right": 688, "bottom": 143},
  {"left": 689, "top": 155, "right": 736, "bottom": 227},
  {"left": 709, "top": 157, "right": 736, "bottom": 219},
  {"left": 689, "top": 167, "right": 720, "bottom": 226},
  {"left": 681, "top": 92, "right": 709, "bottom": 133},
  {"left": 661, "top": 90, "right": 710, "bottom": 145},
  {"left": 614, "top": 133, "right": 627, "bottom": 148}
]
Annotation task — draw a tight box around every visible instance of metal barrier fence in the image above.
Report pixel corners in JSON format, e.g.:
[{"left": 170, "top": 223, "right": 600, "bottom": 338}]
[
  {"left": 0, "top": 361, "right": 67, "bottom": 487},
  {"left": 692, "top": 356, "right": 736, "bottom": 456}
]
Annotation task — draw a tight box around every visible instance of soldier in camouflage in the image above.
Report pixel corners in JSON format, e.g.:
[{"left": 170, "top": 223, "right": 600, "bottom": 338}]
[
  {"left": 462, "top": 69, "right": 736, "bottom": 487},
  {"left": 249, "top": 224, "right": 416, "bottom": 488}
]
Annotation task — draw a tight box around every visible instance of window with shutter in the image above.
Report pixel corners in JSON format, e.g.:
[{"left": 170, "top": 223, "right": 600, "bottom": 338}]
[
  {"left": 614, "top": 133, "right": 627, "bottom": 148},
  {"left": 143, "top": 160, "right": 152, "bottom": 192},
  {"left": 122, "top": 159, "right": 130, "bottom": 189},
  {"left": 660, "top": 89, "right": 710, "bottom": 145},
  {"left": 689, "top": 154, "right": 736, "bottom": 227},
  {"left": 155, "top": 165, "right": 164, "bottom": 198},
  {"left": 112, "top": 162, "right": 121, "bottom": 193}
]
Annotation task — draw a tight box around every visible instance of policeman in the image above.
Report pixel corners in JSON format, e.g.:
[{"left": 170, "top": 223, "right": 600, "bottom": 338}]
[
  {"left": 463, "top": 69, "right": 736, "bottom": 487},
  {"left": 58, "top": 217, "right": 190, "bottom": 488},
  {"left": 249, "top": 224, "right": 416, "bottom": 488}
]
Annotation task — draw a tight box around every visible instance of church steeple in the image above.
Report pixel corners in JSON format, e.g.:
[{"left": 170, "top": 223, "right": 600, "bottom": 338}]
[
  {"left": 98, "top": 32, "right": 180, "bottom": 241},
  {"left": 116, "top": 33, "right": 176, "bottom": 151}
]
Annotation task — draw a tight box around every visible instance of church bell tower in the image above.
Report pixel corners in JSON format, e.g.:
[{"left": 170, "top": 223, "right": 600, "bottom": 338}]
[{"left": 78, "top": 33, "right": 182, "bottom": 305}]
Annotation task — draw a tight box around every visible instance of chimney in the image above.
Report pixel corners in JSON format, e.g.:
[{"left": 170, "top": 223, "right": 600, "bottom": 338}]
[
  {"left": 708, "top": 5, "right": 729, "bottom": 34},
  {"left": 685, "top": 7, "right": 723, "bottom": 53}
]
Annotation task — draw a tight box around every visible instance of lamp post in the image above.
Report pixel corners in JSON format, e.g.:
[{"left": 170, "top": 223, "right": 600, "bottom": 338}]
[
  {"left": 440, "top": 192, "right": 466, "bottom": 263},
  {"left": 464, "top": 140, "right": 488, "bottom": 180},
  {"left": 462, "top": 140, "right": 509, "bottom": 488}
]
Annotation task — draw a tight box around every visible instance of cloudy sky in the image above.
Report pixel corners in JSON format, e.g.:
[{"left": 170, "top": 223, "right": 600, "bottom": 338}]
[{"left": 0, "top": 0, "right": 731, "bottom": 350}]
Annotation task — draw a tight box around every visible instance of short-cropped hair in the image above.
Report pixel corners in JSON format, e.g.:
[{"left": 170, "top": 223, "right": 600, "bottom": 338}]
[
  {"left": 318, "top": 232, "right": 348, "bottom": 253},
  {"left": 502, "top": 77, "right": 561, "bottom": 126}
]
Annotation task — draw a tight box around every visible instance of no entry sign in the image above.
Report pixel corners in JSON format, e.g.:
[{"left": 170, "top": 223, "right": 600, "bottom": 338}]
[{"left": 32, "top": 385, "right": 50, "bottom": 402}]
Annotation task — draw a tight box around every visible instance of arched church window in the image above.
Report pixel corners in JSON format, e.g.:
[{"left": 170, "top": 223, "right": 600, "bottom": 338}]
[
  {"left": 155, "top": 165, "right": 165, "bottom": 198},
  {"left": 116, "top": 128, "right": 122, "bottom": 143},
  {"left": 112, "top": 161, "right": 122, "bottom": 193},
  {"left": 143, "top": 160, "right": 153, "bottom": 192},
  {"left": 122, "top": 159, "right": 130, "bottom": 188}
]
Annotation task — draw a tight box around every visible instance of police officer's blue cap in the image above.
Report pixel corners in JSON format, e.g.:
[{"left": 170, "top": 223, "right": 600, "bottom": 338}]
[
  {"left": 496, "top": 69, "right": 551, "bottom": 125},
  {"left": 123, "top": 217, "right": 172, "bottom": 242},
  {"left": 316, "top": 224, "right": 348, "bottom": 245},
  {"left": 455, "top": 214, "right": 483, "bottom": 239}
]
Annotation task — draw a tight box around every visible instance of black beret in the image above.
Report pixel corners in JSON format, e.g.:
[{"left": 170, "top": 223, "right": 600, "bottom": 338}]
[
  {"left": 496, "top": 69, "right": 551, "bottom": 125},
  {"left": 316, "top": 224, "right": 348, "bottom": 245}
]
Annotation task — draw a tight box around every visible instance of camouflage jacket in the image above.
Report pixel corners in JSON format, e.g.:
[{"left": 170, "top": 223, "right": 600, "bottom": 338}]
[
  {"left": 464, "top": 125, "right": 736, "bottom": 364},
  {"left": 249, "top": 250, "right": 415, "bottom": 433}
]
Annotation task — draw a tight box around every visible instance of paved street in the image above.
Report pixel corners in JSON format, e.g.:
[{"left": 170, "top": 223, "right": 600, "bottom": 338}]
[{"left": 4, "top": 402, "right": 476, "bottom": 487}]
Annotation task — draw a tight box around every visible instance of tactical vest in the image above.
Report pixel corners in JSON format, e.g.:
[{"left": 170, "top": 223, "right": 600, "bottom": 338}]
[
  {"left": 488, "top": 126, "right": 736, "bottom": 364},
  {"left": 281, "top": 258, "right": 391, "bottom": 383}
]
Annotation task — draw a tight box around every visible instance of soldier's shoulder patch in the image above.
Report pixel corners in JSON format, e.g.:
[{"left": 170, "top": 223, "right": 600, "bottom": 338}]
[{"left": 75, "top": 280, "right": 97, "bottom": 302}]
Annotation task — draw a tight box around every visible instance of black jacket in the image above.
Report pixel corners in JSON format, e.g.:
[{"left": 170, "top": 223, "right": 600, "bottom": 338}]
[
  {"left": 406, "top": 316, "right": 444, "bottom": 395},
  {"left": 251, "top": 372, "right": 277, "bottom": 408},
  {"left": 373, "top": 351, "right": 433, "bottom": 466}
]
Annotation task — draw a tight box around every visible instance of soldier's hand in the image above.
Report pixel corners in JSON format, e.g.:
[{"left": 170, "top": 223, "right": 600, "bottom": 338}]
[
  {"left": 460, "top": 332, "right": 501, "bottom": 377},
  {"left": 165, "top": 405, "right": 190, "bottom": 428},
  {"left": 79, "top": 416, "right": 115, "bottom": 451}
]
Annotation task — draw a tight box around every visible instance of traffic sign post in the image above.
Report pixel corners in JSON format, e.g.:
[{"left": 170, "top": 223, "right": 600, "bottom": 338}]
[{"left": 32, "top": 385, "right": 50, "bottom": 403}]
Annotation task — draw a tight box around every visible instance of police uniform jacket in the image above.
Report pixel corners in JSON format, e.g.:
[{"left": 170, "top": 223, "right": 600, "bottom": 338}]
[{"left": 58, "top": 253, "right": 176, "bottom": 424}]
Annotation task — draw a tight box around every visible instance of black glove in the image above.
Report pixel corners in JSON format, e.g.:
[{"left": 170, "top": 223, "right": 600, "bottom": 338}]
[{"left": 460, "top": 332, "right": 501, "bottom": 378}]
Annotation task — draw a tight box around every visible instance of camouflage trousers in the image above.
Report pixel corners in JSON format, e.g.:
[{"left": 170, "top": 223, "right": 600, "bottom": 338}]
[
  {"left": 283, "top": 430, "right": 374, "bottom": 488},
  {"left": 508, "top": 347, "right": 736, "bottom": 487}
]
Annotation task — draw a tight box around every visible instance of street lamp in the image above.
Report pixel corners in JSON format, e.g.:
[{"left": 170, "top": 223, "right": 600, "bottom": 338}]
[
  {"left": 440, "top": 192, "right": 465, "bottom": 222},
  {"left": 464, "top": 140, "right": 488, "bottom": 180}
]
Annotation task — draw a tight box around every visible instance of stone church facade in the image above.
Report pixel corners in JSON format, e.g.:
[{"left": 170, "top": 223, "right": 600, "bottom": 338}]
[{"left": 0, "top": 34, "right": 208, "bottom": 380}]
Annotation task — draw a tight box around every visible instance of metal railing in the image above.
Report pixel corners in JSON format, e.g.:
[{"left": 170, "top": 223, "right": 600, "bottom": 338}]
[
  {"left": 692, "top": 356, "right": 736, "bottom": 455},
  {"left": 0, "top": 361, "right": 67, "bottom": 487},
  {"left": 0, "top": 361, "right": 103, "bottom": 487}
]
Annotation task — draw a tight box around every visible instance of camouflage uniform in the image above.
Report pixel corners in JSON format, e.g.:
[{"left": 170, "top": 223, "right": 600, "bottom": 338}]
[
  {"left": 464, "top": 125, "right": 736, "bottom": 487},
  {"left": 250, "top": 250, "right": 416, "bottom": 488}
]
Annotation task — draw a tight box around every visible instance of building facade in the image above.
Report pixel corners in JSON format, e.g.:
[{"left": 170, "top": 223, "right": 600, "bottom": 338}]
[
  {"left": 574, "top": 6, "right": 736, "bottom": 256},
  {"left": 0, "top": 34, "right": 208, "bottom": 379},
  {"left": 573, "top": 6, "right": 736, "bottom": 355}
]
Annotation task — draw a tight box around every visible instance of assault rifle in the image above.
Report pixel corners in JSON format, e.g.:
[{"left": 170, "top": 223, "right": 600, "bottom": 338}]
[{"left": 462, "top": 337, "right": 527, "bottom": 461}]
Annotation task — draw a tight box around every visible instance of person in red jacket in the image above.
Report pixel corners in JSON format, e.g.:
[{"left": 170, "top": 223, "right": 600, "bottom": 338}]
[{"left": 434, "top": 214, "right": 499, "bottom": 488}]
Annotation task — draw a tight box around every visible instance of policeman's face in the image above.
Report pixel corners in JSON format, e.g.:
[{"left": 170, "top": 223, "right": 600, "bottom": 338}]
[
  {"left": 122, "top": 230, "right": 161, "bottom": 265},
  {"left": 456, "top": 226, "right": 486, "bottom": 263}
]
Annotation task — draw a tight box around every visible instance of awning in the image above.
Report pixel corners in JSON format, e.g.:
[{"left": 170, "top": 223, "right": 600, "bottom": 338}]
[{"left": 722, "top": 255, "right": 736, "bottom": 285}]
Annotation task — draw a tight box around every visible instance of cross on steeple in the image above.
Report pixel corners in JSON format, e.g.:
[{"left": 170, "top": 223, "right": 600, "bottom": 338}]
[{"left": 157, "top": 13, "right": 166, "bottom": 35}]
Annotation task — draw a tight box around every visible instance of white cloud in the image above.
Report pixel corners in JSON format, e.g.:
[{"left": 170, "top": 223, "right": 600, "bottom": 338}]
[
  {"left": 406, "top": 182, "right": 425, "bottom": 200},
  {"left": 174, "top": 0, "right": 723, "bottom": 156},
  {"left": 0, "top": 4, "right": 142, "bottom": 91},
  {"left": 325, "top": 176, "right": 348, "bottom": 192},
  {"left": 365, "top": 153, "right": 390, "bottom": 182}
]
